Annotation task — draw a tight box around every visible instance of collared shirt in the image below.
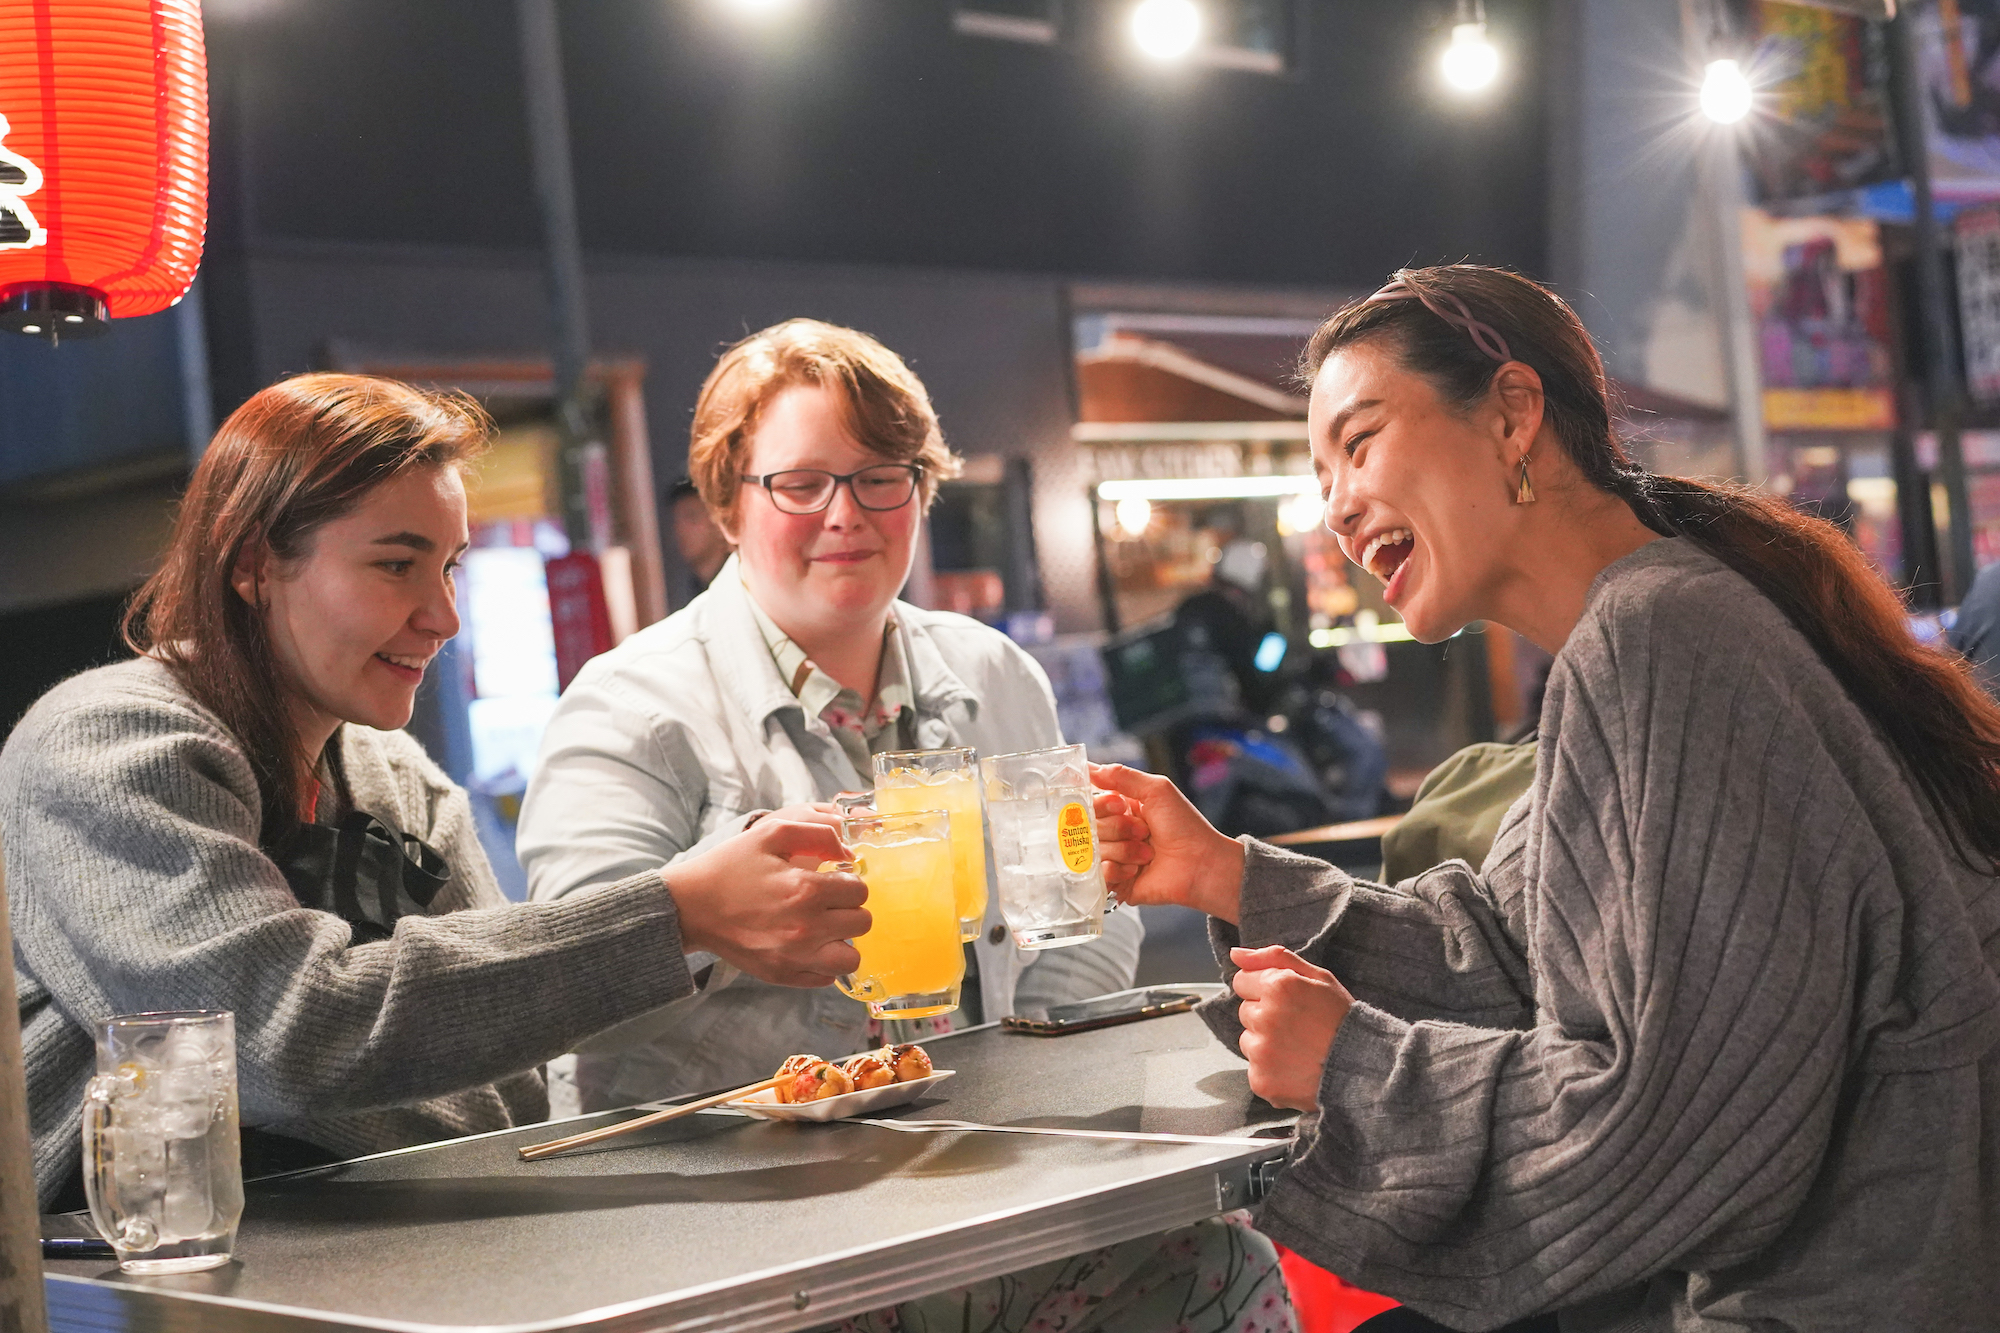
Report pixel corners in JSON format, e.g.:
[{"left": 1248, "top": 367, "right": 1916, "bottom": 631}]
[
  {"left": 744, "top": 590, "right": 916, "bottom": 776},
  {"left": 518, "top": 557, "right": 1145, "bottom": 1110}
]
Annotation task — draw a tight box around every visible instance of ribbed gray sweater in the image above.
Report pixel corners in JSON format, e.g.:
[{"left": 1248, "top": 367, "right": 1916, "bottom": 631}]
[
  {"left": 0, "top": 658, "right": 693, "bottom": 1208},
  {"left": 1204, "top": 539, "right": 2000, "bottom": 1333}
]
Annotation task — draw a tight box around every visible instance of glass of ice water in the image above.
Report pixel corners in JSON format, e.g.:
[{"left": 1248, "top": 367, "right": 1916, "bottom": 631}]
[
  {"left": 980, "top": 744, "right": 1112, "bottom": 950},
  {"left": 83, "top": 1010, "right": 244, "bottom": 1274}
]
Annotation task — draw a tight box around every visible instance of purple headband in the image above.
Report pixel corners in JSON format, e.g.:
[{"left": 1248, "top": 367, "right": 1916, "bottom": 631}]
[{"left": 1363, "top": 275, "right": 1512, "bottom": 363}]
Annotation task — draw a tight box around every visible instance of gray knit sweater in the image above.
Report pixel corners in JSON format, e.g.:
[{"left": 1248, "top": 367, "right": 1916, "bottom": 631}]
[
  {"left": 1204, "top": 539, "right": 2000, "bottom": 1332},
  {"left": 0, "top": 659, "right": 694, "bottom": 1208}
]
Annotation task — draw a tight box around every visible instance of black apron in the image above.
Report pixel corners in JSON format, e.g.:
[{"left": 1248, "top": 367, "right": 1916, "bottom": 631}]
[
  {"left": 272, "top": 809, "right": 450, "bottom": 944},
  {"left": 49, "top": 807, "right": 453, "bottom": 1214}
]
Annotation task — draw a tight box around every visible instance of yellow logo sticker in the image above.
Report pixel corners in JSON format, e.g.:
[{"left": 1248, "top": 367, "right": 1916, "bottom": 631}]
[{"left": 1056, "top": 801, "right": 1094, "bottom": 873}]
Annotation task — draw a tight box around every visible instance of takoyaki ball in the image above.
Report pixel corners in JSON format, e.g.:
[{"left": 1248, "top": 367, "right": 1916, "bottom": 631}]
[
  {"left": 783, "top": 1060, "right": 855, "bottom": 1104},
  {"left": 844, "top": 1052, "right": 897, "bottom": 1091},
  {"left": 887, "top": 1043, "right": 933, "bottom": 1083},
  {"left": 772, "top": 1053, "right": 823, "bottom": 1104}
]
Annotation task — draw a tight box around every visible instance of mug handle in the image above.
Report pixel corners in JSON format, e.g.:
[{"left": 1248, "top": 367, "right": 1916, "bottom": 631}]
[
  {"left": 819, "top": 857, "right": 882, "bottom": 1003},
  {"left": 81, "top": 1070, "right": 151, "bottom": 1254}
]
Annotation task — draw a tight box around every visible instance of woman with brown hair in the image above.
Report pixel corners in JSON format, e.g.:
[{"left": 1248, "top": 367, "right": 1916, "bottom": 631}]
[
  {"left": 1093, "top": 265, "right": 2000, "bottom": 1332},
  {"left": 0, "top": 372, "right": 870, "bottom": 1210}
]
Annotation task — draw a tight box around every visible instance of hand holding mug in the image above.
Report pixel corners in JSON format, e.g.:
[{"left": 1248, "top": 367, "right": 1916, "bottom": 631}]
[
  {"left": 1088, "top": 762, "right": 1246, "bottom": 922},
  {"left": 667, "top": 816, "right": 869, "bottom": 988}
]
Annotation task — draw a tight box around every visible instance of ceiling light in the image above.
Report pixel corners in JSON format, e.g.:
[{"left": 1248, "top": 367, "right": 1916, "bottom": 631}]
[
  {"left": 1130, "top": 0, "right": 1200, "bottom": 62},
  {"left": 1114, "top": 496, "right": 1153, "bottom": 537},
  {"left": 1440, "top": 22, "right": 1499, "bottom": 93},
  {"left": 720, "top": 0, "right": 793, "bottom": 15},
  {"left": 1277, "top": 489, "right": 1326, "bottom": 536},
  {"left": 1097, "top": 475, "right": 1318, "bottom": 502},
  {"left": 1700, "top": 58, "right": 1753, "bottom": 123}
]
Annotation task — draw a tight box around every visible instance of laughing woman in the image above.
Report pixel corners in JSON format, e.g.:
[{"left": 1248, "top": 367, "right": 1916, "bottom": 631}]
[
  {"left": 0, "top": 373, "right": 871, "bottom": 1210},
  {"left": 1094, "top": 266, "right": 2000, "bottom": 1332}
]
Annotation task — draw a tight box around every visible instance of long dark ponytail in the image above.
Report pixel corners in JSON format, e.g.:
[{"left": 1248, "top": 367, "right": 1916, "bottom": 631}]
[{"left": 1302, "top": 264, "right": 2000, "bottom": 870}]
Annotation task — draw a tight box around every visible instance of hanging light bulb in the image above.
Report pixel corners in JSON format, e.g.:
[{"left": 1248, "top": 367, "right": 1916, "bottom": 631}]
[
  {"left": 1130, "top": 0, "right": 1201, "bottom": 62},
  {"left": 1700, "top": 58, "right": 1753, "bottom": 123},
  {"left": 1440, "top": 21, "right": 1500, "bottom": 93},
  {"left": 1115, "top": 496, "right": 1153, "bottom": 538}
]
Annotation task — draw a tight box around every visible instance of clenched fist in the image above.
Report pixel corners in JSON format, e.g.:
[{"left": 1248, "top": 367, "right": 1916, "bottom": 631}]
[{"left": 1231, "top": 945, "right": 1353, "bottom": 1111}]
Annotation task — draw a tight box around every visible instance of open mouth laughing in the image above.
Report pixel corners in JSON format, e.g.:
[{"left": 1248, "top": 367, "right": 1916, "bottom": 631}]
[{"left": 1358, "top": 527, "right": 1415, "bottom": 590}]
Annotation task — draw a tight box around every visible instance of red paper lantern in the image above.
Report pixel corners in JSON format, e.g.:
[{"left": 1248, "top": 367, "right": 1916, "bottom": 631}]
[{"left": 0, "top": 0, "right": 208, "bottom": 342}]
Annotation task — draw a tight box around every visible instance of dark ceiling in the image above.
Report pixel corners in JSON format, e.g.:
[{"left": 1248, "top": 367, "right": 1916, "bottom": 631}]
[{"left": 204, "top": 0, "right": 1550, "bottom": 288}]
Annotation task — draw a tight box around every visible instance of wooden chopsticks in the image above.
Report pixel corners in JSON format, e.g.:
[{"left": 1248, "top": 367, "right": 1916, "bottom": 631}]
[{"left": 518, "top": 1076, "right": 779, "bottom": 1161}]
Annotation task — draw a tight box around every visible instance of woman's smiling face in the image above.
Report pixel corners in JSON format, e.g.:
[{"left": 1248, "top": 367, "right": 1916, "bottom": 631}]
[
  {"left": 725, "top": 382, "right": 921, "bottom": 641},
  {"left": 237, "top": 464, "right": 469, "bottom": 743},
  {"left": 1309, "top": 339, "right": 1530, "bottom": 643}
]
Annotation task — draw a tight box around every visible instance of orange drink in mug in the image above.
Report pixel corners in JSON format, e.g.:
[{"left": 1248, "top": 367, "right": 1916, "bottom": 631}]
[
  {"left": 829, "top": 810, "right": 963, "bottom": 1019},
  {"left": 872, "top": 747, "right": 989, "bottom": 942}
]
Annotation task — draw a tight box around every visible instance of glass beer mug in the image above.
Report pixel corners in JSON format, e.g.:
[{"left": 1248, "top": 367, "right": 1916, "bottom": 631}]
[
  {"left": 829, "top": 809, "right": 964, "bottom": 1019},
  {"left": 83, "top": 1010, "right": 244, "bottom": 1273},
  {"left": 872, "top": 747, "right": 990, "bottom": 942},
  {"left": 980, "top": 743, "right": 1112, "bottom": 949}
]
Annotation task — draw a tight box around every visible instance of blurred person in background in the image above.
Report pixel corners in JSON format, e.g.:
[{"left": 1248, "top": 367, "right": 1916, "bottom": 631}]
[
  {"left": 0, "top": 374, "right": 870, "bottom": 1211},
  {"left": 1950, "top": 558, "right": 2000, "bottom": 697},
  {"left": 1094, "top": 265, "right": 2000, "bottom": 1332},
  {"left": 518, "top": 319, "right": 1143, "bottom": 1113},
  {"left": 668, "top": 475, "right": 732, "bottom": 590}
]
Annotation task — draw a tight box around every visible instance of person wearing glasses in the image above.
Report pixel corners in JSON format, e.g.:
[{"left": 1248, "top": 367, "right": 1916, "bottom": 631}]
[{"left": 517, "top": 319, "right": 1142, "bottom": 1112}]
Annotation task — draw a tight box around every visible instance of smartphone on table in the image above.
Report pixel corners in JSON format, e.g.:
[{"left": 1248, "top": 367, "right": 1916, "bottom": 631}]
[{"left": 1001, "top": 987, "right": 1206, "bottom": 1036}]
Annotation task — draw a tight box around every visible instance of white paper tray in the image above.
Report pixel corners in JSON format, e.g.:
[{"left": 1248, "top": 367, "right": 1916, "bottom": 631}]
[{"left": 725, "top": 1070, "right": 955, "bottom": 1122}]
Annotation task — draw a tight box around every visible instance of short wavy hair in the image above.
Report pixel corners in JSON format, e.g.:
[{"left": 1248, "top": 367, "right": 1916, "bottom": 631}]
[{"left": 688, "top": 319, "right": 962, "bottom": 527}]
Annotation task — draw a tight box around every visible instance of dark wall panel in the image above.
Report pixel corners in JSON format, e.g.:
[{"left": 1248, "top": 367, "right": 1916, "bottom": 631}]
[
  {"left": 203, "top": 0, "right": 1549, "bottom": 287},
  {"left": 0, "top": 310, "right": 187, "bottom": 485},
  {"left": 227, "top": 241, "right": 1110, "bottom": 624}
]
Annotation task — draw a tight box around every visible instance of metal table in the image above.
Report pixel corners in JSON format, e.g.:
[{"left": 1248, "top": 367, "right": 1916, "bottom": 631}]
[{"left": 45, "top": 999, "right": 1292, "bottom": 1333}]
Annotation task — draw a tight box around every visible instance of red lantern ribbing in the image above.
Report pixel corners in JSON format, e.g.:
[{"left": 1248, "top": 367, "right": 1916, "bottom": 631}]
[{"left": 0, "top": 0, "right": 208, "bottom": 342}]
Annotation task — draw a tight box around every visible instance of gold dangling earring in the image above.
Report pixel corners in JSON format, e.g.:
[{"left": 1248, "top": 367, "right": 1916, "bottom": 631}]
[{"left": 1515, "top": 454, "right": 1536, "bottom": 505}]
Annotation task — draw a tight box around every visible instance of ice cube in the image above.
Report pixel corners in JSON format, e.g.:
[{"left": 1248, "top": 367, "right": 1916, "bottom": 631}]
[
  {"left": 1001, "top": 868, "right": 1071, "bottom": 928},
  {"left": 117, "top": 1215, "right": 158, "bottom": 1253},
  {"left": 1065, "top": 873, "right": 1106, "bottom": 917},
  {"left": 161, "top": 1136, "right": 214, "bottom": 1240},
  {"left": 1019, "top": 823, "right": 1062, "bottom": 874},
  {"left": 153, "top": 1065, "right": 212, "bottom": 1139}
]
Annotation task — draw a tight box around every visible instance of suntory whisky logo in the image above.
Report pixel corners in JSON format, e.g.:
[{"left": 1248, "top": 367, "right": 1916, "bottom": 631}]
[
  {"left": 1057, "top": 800, "right": 1095, "bottom": 874},
  {"left": 0, "top": 114, "right": 48, "bottom": 251}
]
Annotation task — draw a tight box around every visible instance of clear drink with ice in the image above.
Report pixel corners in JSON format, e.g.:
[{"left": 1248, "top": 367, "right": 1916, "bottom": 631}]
[
  {"left": 83, "top": 1010, "right": 243, "bottom": 1274},
  {"left": 873, "top": 748, "right": 989, "bottom": 942},
  {"left": 981, "top": 744, "right": 1110, "bottom": 949}
]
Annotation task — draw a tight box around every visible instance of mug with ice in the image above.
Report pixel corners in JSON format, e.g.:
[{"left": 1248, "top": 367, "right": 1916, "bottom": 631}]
[
  {"left": 83, "top": 1010, "right": 244, "bottom": 1273},
  {"left": 980, "top": 743, "right": 1113, "bottom": 949}
]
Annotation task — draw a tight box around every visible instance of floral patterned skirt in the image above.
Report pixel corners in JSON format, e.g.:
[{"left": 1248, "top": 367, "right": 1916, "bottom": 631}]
[{"left": 826, "top": 1211, "right": 1295, "bottom": 1333}]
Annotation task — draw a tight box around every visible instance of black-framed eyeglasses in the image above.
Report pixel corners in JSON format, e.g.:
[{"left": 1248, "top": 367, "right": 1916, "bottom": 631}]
[{"left": 739, "top": 464, "right": 924, "bottom": 515}]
